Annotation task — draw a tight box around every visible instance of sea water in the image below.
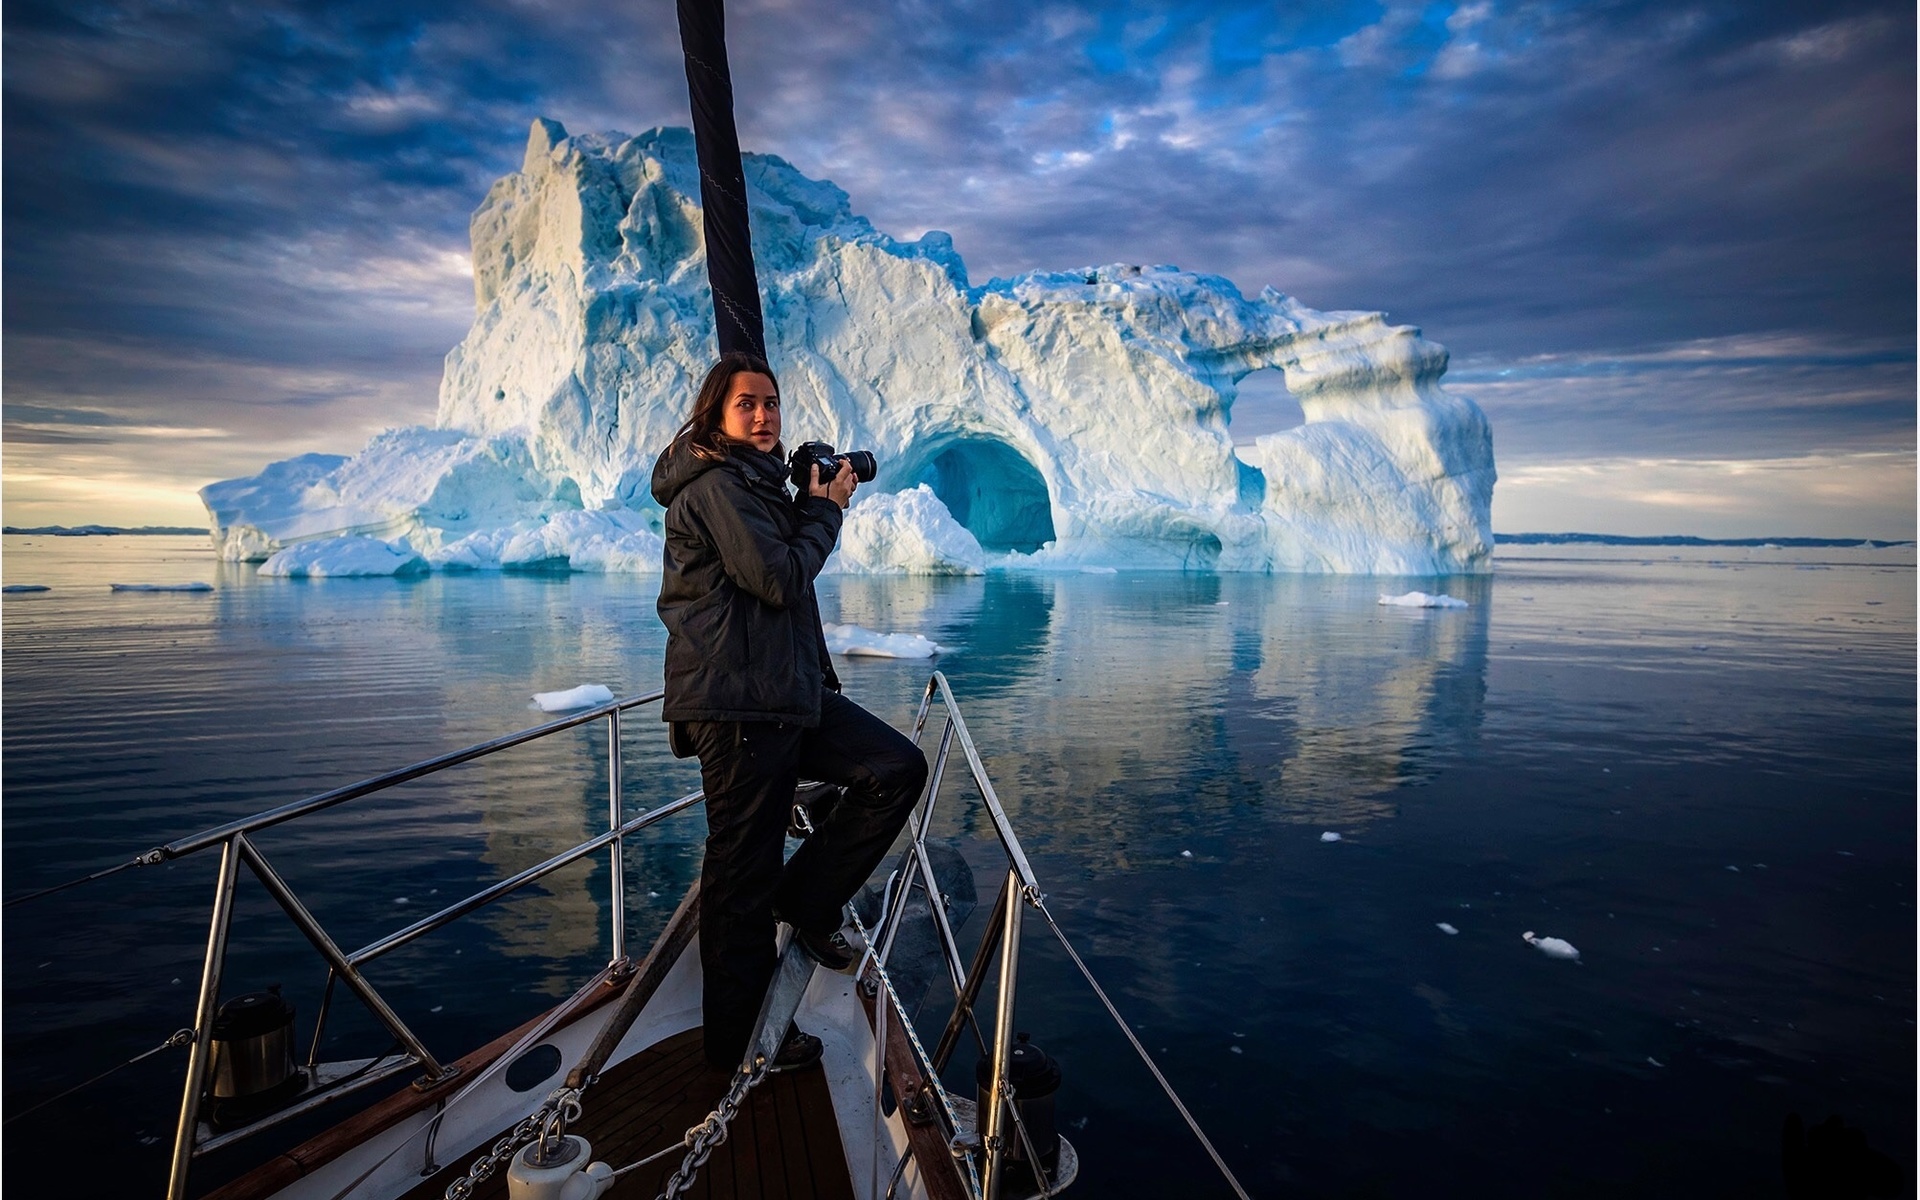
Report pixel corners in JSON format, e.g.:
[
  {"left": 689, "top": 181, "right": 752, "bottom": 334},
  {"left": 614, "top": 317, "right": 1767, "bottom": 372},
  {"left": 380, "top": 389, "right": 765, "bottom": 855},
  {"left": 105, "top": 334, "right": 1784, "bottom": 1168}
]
[{"left": 3, "top": 536, "right": 1912, "bottom": 1197}]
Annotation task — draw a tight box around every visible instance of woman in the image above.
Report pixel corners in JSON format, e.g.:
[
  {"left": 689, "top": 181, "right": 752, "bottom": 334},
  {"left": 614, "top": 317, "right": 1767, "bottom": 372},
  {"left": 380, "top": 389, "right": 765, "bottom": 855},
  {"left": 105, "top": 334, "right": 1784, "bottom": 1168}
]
[{"left": 651, "top": 352, "right": 928, "bottom": 1071}]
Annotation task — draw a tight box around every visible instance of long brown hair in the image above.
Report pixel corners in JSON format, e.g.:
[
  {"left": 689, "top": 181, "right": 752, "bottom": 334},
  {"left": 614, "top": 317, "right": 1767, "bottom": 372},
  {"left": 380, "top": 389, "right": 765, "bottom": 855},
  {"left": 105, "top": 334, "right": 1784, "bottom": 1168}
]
[{"left": 674, "top": 353, "right": 782, "bottom": 462}]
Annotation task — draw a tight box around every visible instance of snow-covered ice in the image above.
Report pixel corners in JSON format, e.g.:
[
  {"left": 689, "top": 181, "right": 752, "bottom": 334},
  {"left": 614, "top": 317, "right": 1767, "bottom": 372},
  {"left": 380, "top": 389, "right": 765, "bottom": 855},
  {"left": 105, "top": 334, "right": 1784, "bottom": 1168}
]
[
  {"left": 200, "top": 119, "right": 1496, "bottom": 576},
  {"left": 533, "top": 684, "right": 616, "bottom": 712},
  {"left": 109, "top": 582, "right": 215, "bottom": 592},
  {"left": 822, "top": 623, "right": 944, "bottom": 659},
  {"left": 1320, "top": 831, "right": 1343, "bottom": 842},
  {"left": 1523, "top": 931, "right": 1581, "bottom": 961},
  {"left": 1379, "top": 591, "right": 1468, "bottom": 608},
  {"left": 260, "top": 537, "right": 427, "bottom": 578},
  {"left": 825, "top": 486, "right": 984, "bottom": 575}
]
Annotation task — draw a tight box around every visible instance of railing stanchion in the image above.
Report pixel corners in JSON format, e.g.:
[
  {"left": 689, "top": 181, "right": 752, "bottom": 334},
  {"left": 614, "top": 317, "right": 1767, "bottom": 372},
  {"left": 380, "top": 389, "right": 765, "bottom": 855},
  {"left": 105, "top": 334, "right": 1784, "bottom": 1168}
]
[
  {"left": 980, "top": 866, "right": 1023, "bottom": 1200},
  {"left": 235, "top": 836, "right": 447, "bottom": 1083},
  {"left": 167, "top": 837, "right": 239, "bottom": 1200},
  {"left": 608, "top": 707, "right": 626, "bottom": 967}
]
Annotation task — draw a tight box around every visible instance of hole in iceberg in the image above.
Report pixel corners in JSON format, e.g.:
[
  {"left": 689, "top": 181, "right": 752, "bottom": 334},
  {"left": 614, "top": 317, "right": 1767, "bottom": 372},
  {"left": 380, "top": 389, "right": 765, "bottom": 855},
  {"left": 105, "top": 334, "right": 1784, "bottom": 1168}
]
[
  {"left": 918, "top": 439, "right": 1055, "bottom": 554},
  {"left": 1228, "top": 368, "right": 1303, "bottom": 443}
]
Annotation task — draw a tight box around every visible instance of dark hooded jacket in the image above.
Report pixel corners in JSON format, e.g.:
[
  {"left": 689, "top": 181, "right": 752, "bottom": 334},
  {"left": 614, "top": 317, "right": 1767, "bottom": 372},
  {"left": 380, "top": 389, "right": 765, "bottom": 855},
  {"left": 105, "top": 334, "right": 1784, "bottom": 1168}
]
[{"left": 651, "top": 439, "right": 843, "bottom": 727}]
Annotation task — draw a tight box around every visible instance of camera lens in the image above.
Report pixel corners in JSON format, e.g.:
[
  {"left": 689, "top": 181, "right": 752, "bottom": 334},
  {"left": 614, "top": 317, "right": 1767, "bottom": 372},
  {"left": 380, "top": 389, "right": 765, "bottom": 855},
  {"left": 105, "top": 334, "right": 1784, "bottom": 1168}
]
[{"left": 847, "top": 451, "right": 878, "bottom": 483}]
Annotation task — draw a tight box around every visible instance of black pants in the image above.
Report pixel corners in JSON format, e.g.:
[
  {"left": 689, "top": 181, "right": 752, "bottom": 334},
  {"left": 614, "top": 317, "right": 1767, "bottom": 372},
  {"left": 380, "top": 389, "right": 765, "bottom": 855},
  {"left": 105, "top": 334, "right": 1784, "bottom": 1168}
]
[{"left": 684, "top": 690, "right": 928, "bottom": 1068}]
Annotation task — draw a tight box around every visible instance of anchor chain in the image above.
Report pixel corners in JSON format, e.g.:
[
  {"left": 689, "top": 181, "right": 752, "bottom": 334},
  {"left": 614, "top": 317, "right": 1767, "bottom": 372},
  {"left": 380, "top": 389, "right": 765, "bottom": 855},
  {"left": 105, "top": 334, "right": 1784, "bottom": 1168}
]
[
  {"left": 654, "top": 1055, "right": 770, "bottom": 1200},
  {"left": 443, "top": 1086, "right": 582, "bottom": 1200}
]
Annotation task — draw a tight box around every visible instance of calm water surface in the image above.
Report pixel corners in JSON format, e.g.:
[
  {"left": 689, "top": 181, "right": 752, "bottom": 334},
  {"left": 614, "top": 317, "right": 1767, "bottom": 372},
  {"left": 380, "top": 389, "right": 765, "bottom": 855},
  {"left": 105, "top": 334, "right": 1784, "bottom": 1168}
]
[{"left": 4, "top": 536, "right": 1913, "bottom": 1197}]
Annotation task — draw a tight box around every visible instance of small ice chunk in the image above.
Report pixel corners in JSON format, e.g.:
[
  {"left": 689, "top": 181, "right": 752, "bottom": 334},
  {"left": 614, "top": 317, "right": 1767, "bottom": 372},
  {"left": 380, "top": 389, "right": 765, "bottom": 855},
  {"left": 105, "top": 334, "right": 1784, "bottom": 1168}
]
[
  {"left": 138, "top": 1134, "right": 160, "bottom": 1146},
  {"left": 2, "top": 584, "right": 50, "bottom": 593},
  {"left": 171, "top": 978, "right": 182, "bottom": 985},
  {"left": 109, "top": 582, "right": 214, "bottom": 592},
  {"left": 1379, "top": 591, "right": 1467, "bottom": 609},
  {"left": 822, "top": 622, "right": 945, "bottom": 659},
  {"left": 1079, "top": 566, "right": 1118, "bottom": 574},
  {"left": 1725, "top": 865, "right": 1740, "bottom": 872},
  {"left": 1646, "top": 1056, "right": 1664, "bottom": 1068},
  {"left": 430, "top": 1005, "right": 444, "bottom": 1013},
  {"left": 1179, "top": 849, "right": 1194, "bottom": 858},
  {"left": 1228, "top": 1045, "right": 1243, "bottom": 1054},
  {"left": 1437, "top": 922, "right": 1459, "bottom": 935},
  {"left": 1523, "top": 931, "right": 1580, "bottom": 960},
  {"left": 533, "top": 684, "right": 615, "bottom": 712},
  {"left": 395, "top": 897, "right": 409, "bottom": 905},
  {"left": 1320, "top": 831, "right": 1342, "bottom": 843},
  {"left": 1214, "top": 600, "right": 1230, "bottom": 606},
  {"left": 1692, "top": 644, "right": 1710, "bottom": 651}
]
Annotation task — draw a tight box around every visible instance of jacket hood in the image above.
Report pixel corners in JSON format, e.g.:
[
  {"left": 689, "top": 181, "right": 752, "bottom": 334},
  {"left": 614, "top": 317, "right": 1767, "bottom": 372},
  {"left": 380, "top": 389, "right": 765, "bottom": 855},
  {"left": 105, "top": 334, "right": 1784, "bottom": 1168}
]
[{"left": 650, "top": 440, "right": 788, "bottom": 507}]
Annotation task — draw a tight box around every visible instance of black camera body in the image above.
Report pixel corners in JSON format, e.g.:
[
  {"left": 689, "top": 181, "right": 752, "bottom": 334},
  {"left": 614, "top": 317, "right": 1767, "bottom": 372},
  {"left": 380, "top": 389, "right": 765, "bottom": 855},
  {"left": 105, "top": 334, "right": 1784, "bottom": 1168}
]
[{"left": 789, "top": 441, "right": 877, "bottom": 493}]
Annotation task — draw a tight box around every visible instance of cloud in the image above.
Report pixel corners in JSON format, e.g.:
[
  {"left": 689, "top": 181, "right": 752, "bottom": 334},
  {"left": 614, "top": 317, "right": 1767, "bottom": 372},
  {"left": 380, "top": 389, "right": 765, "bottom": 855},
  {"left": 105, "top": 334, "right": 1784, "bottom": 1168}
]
[
  {"left": 1494, "top": 450, "right": 1915, "bottom": 538},
  {"left": 2, "top": 0, "right": 1912, "bottom": 531}
]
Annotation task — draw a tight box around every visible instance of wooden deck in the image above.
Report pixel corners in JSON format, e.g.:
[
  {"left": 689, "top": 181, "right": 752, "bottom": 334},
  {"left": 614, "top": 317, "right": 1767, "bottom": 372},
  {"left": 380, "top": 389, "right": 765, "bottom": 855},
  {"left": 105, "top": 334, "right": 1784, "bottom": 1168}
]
[{"left": 401, "top": 1028, "right": 854, "bottom": 1200}]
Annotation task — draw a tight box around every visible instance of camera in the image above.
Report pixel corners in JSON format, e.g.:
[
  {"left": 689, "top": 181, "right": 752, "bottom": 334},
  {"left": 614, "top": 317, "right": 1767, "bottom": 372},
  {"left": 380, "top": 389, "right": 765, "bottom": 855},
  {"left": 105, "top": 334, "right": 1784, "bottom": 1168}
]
[{"left": 788, "top": 441, "right": 877, "bottom": 493}]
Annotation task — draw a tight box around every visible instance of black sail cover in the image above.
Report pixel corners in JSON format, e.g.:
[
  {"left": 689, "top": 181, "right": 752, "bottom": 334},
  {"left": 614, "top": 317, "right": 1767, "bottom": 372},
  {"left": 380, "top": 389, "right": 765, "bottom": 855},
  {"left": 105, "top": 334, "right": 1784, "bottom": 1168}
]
[{"left": 677, "top": 0, "right": 767, "bottom": 360}]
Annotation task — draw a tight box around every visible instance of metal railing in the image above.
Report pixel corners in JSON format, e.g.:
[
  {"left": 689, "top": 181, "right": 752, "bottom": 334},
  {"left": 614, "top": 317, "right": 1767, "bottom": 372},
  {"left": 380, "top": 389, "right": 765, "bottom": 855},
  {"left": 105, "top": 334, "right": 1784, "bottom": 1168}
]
[
  {"left": 855, "top": 671, "right": 1049, "bottom": 1200},
  {"left": 868, "top": 671, "right": 1250, "bottom": 1200},
  {"left": 145, "top": 690, "right": 674, "bottom": 1200}
]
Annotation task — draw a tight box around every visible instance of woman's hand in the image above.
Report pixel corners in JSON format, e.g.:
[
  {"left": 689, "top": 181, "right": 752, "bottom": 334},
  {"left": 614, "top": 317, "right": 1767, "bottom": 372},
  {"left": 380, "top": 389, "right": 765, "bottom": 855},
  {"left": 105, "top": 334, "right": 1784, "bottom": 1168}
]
[{"left": 809, "top": 461, "right": 858, "bottom": 510}]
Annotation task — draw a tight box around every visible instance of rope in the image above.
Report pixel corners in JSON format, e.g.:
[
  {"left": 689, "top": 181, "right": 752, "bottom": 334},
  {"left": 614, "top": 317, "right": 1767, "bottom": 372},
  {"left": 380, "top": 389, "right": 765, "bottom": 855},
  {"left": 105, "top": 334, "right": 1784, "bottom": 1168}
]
[
  {"left": 1034, "top": 900, "right": 1253, "bottom": 1200},
  {"left": 4, "top": 1028, "right": 191, "bottom": 1125}
]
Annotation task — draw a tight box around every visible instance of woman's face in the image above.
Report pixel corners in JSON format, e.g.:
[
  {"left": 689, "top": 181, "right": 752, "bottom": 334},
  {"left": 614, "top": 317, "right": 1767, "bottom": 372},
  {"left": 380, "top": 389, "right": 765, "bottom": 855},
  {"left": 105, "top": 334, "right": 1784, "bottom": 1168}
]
[{"left": 719, "top": 371, "right": 780, "bottom": 454}]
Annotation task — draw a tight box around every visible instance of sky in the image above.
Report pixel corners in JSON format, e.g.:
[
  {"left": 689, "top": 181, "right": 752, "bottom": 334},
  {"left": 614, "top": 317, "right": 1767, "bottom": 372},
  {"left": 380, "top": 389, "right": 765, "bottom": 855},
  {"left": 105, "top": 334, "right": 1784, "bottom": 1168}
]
[{"left": 3, "top": 0, "right": 1913, "bottom": 537}]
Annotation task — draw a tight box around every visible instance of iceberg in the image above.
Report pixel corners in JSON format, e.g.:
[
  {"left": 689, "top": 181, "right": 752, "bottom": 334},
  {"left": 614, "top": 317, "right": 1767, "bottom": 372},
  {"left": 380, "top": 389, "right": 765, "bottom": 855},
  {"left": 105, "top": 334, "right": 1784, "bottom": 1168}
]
[
  {"left": 202, "top": 119, "right": 1495, "bottom": 575},
  {"left": 259, "top": 537, "right": 427, "bottom": 578}
]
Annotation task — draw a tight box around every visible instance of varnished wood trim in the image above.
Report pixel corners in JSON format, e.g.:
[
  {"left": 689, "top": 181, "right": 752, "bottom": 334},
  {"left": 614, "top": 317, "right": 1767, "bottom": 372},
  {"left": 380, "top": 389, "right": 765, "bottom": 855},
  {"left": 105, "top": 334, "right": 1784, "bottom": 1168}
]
[{"left": 860, "top": 989, "right": 974, "bottom": 1200}]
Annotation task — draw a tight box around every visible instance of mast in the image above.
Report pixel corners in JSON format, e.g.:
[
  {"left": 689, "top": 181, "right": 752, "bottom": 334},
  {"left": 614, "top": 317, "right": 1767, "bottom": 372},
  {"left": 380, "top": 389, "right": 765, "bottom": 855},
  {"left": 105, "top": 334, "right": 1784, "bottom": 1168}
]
[{"left": 676, "top": 0, "right": 767, "bottom": 360}]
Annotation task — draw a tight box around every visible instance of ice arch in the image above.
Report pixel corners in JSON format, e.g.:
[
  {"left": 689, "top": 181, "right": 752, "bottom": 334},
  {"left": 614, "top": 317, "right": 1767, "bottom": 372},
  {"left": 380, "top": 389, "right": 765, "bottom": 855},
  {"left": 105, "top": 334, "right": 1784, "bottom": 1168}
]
[{"left": 918, "top": 438, "right": 1055, "bottom": 553}]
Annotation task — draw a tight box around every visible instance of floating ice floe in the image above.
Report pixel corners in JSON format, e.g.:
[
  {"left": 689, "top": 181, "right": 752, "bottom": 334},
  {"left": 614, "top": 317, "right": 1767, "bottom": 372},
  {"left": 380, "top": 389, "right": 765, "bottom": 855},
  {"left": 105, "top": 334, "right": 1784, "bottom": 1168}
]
[
  {"left": 1523, "top": 931, "right": 1580, "bottom": 961},
  {"left": 533, "top": 684, "right": 615, "bottom": 712},
  {"left": 1437, "top": 922, "right": 1459, "bottom": 936},
  {"left": 1379, "top": 591, "right": 1467, "bottom": 608},
  {"left": 1179, "top": 850, "right": 1194, "bottom": 859},
  {"left": 3, "top": 584, "right": 50, "bottom": 593},
  {"left": 109, "top": 582, "right": 214, "bottom": 592},
  {"left": 1320, "top": 831, "right": 1343, "bottom": 843},
  {"left": 822, "top": 623, "right": 945, "bottom": 659},
  {"left": 261, "top": 537, "right": 427, "bottom": 578}
]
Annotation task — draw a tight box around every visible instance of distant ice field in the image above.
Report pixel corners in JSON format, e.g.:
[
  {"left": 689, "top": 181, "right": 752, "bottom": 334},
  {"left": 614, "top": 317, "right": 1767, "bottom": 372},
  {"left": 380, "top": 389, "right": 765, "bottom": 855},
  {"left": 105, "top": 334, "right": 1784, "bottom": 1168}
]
[{"left": 2, "top": 535, "right": 1912, "bottom": 1198}]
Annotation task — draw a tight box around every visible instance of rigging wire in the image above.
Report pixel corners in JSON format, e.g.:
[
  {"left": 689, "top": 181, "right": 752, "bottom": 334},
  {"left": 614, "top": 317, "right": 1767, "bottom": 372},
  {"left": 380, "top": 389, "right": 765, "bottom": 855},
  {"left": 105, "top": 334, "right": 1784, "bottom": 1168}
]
[
  {"left": 1035, "top": 900, "right": 1255, "bottom": 1200},
  {"left": 4, "top": 853, "right": 154, "bottom": 908},
  {"left": 5, "top": 1028, "right": 192, "bottom": 1126}
]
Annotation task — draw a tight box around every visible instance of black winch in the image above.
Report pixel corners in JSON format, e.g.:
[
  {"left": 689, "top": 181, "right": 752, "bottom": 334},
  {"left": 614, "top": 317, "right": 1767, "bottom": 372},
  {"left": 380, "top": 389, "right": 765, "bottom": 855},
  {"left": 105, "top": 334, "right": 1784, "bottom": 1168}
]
[
  {"left": 975, "top": 1031, "right": 1062, "bottom": 1172},
  {"left": 204, "top": 985, "right": 300, "bottom": 1127}
]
